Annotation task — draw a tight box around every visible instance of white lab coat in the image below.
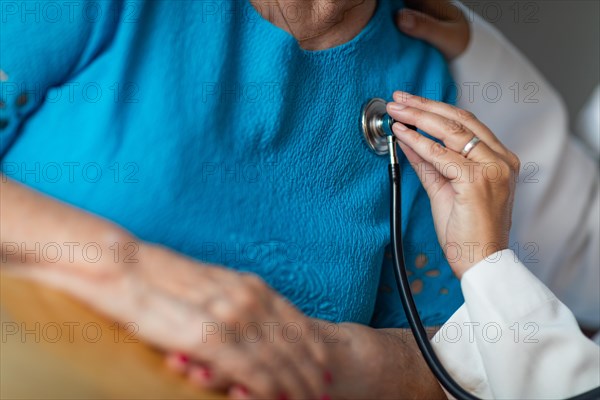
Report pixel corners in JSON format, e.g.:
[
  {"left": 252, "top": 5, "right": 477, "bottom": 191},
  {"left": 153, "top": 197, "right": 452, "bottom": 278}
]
[
  {"left": 430, "top": 7, "right": 600, "bottom": 399},
  {"left": 432, "top": 250, "right": 600, "bottom": 399},
  {"left": 576, "top": 86, "right": 600, "bottom": 158},
  {"left": 449, "top": 6, "right": 599, "bottom": 330}
]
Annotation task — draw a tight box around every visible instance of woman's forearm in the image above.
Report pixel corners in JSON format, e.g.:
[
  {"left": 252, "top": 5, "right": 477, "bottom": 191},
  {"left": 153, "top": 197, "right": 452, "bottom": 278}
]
[
  {"left": 336, "top": 322, "right": 446, "bottom": 399},
  {"left": 374, "top": 327, "right": 446, "bottom": 398},
  {"left": 1, "top": 174, "right": 447, "bottom": 398},
  {"left": 0, "top": 175, "right": 136, "bottom": 273}
]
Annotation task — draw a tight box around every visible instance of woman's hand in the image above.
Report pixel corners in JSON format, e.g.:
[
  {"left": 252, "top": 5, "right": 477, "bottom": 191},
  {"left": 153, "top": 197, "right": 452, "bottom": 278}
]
[
  {"left": 397, "top": 0, "right": 470, "bottom": 61},
  {"left": 387, "top": 92, "right": 520, "bottom": 278},
  {"left": 168, "top": 321, "right": 446, "bottom": 400},
  {"left": 5, "top": 243, "right": 335, "bottom": 400}
]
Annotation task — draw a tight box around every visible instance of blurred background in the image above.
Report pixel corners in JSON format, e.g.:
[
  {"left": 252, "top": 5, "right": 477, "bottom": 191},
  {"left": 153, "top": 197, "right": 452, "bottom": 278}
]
[{"left": 466, "top": 0, "right": 599, "bottom": 123}]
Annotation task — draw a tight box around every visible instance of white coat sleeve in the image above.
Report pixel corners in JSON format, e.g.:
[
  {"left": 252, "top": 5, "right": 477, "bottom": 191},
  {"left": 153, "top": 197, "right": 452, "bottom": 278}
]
[
  {"left": 432, "top": 250, "right": 600, "bottom": 399},
  {"left": 576, "top": 86, "right": 600, "bottom": 159},
  {"left": 450, "top": 4, "right": 600, "bottom": 328}
]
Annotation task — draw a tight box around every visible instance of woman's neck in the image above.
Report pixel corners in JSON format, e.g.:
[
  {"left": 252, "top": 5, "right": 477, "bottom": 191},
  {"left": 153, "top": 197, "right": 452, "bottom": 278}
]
[{"left": 251, "top": 0, "right": 377, "bottom": 50}]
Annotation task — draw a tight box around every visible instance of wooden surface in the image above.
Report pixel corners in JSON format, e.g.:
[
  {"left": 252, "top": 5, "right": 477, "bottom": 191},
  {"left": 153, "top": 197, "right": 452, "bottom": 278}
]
[{"left": 0, "top": 272, "right": 222, "bottom": 399}]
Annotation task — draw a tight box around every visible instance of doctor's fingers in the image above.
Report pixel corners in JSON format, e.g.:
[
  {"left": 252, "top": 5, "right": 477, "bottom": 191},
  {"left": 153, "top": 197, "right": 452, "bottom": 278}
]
[
  {"left": 393, "top": 123, "right": 521, "bottom": 199},
  {"left": 387, "top": 105, "right": 498, "bottom": 165},
  {"left": 397, "top": 141, "right": 450, "bottom": 200},
  {"left": 391, "top": 92, "right": 508, "bottom": 155},
  {"left": 392, "top": 122, "right": 492, "bottom": 183}
]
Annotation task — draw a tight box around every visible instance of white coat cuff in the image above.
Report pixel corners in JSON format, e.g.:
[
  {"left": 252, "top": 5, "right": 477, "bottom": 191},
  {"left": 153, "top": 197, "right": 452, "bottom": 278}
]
[{"left": 461, "top": 249, "right": 556, "bottom": 322}]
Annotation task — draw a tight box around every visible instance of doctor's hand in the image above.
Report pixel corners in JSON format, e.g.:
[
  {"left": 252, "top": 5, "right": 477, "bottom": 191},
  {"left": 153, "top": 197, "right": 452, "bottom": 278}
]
[
  {"left": 397, "top": 0, "right": 470, "bottom": 61},
  {"left": 387, "top": 92, "right": 520, "bottom": 278}
]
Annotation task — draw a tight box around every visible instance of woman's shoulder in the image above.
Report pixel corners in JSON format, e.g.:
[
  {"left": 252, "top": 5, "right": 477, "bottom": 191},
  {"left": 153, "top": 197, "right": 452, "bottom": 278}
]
[
  {"left": 0, "top": 0, "right": 128, "bottom": 153},
  {"left": 2, "top": 1, "right": 128, "bottom": 76}
]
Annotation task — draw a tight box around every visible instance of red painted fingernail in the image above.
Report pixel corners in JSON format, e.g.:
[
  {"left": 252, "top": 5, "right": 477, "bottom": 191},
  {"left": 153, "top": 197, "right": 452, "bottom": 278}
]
[
  {"left": 236, "top": 385, "right": 249, "bottom": 396},
  {"left": 200, "top": 367, "right": 212, "bottom": 379},
  {"left": 323, "top": 370, "right": 333, "bottom": 385},
  {"left": 321, "top": 395, "right": 331, "bottom": 400},
  {"left": 277, "top": 393, "right": 289, "bottom": 400},
  {"left": 177, "top": 353, "right": 189, "bottom": 364}
]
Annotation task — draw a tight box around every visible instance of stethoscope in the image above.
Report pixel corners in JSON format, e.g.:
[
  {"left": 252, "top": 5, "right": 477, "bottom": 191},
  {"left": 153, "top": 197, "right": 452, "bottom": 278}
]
[{"left": 360, "top": 98, "right": 600, "bottom": 400}]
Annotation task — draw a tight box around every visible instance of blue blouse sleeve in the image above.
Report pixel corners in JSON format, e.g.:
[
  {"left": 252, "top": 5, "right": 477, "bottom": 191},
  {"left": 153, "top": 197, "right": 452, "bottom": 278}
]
[{"left": 0, "top": 1, "right": 124, "bottom": 156}]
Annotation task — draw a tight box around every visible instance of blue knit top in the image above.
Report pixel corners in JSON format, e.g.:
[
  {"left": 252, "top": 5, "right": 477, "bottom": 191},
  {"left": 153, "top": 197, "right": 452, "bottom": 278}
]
[{"left": 0, "top": 0, "right": 463, "bottom": 326}]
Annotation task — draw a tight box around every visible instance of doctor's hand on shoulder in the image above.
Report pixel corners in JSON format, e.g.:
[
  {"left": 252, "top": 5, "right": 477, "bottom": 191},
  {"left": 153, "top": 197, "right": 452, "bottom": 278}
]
[
  {"left": 386, "top": 92, "right": 520, "bottom": 278},
  {"left": 397, "top": 0, "right": 471, "bottom": 61}
]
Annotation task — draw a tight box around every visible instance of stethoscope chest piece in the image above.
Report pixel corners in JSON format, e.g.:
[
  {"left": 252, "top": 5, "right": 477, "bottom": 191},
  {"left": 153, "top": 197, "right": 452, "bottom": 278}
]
[{"left": 361, "top": 98, "right": 394, "bottom": 155}]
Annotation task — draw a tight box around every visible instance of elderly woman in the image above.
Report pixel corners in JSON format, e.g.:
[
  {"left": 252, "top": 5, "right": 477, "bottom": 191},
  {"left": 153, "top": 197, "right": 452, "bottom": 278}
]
[{"left": 0, "top": 0, "right": 465, "bottom": 398}]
